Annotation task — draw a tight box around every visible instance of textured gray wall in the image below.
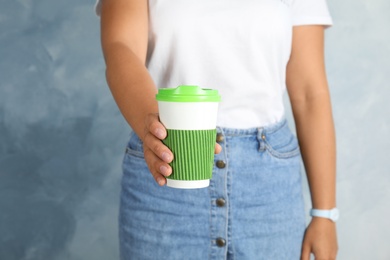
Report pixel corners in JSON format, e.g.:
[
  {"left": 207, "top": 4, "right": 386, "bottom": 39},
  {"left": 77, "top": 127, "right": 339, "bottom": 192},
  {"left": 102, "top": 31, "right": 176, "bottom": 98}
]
[
  {"left": 0, "top": 0, "right": 389, "bottom": 259},
  {"left": 325, "top": 1, "right": 390, "bottom": 259},
  {"left": 0, "top": 0, "right": 126, "bottom": 259}
]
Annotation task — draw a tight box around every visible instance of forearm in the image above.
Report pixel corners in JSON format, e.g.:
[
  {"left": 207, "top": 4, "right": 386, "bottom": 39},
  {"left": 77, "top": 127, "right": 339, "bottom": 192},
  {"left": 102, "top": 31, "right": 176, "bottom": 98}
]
[
  {"left": 287, "top": 25, "right": 338, "bottom": 258},
  {"left": 292, "top": 91, "right": 336, "bottom": 209},
  {"left": 100, "top": 0, "right": 154, "bottom": 140},
  {"left": 104, "top": 42, "right": 158, "bottom": 139}
]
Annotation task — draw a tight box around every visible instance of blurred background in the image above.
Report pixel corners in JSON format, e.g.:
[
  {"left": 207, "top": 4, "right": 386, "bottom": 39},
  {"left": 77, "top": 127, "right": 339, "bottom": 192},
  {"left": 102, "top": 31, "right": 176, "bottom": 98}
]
[{"left": 0, "top": 0, "right": 389, "bottom": 259}]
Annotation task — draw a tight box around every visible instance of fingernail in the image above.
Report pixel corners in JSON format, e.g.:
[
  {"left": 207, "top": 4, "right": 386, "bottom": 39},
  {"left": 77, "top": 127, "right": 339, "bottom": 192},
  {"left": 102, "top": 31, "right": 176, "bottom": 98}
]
[
  {"left": 157, "top": 177, "right": 165, "bottom": 186},
  {"left": 162, "top": 152, "right": 171, "bottom": 162},
  {"left": 160, "top": 165, "right": 171, "bottom": 176},
  {"left": 155, "top": 128, "right": 165, "bottom": 139}
]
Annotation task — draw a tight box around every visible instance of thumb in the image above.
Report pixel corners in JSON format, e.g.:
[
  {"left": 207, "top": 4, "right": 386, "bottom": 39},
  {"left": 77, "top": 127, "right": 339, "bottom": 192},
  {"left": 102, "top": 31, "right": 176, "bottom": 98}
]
[{"left": 300, "top": 244, "right": 311, "bottom": 260}]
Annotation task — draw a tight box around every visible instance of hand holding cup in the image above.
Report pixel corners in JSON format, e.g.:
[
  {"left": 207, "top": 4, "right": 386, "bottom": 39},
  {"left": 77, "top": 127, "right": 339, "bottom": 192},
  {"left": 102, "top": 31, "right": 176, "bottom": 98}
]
[{"left": 143, "top": 112, "right": 222, "bottom": 186}]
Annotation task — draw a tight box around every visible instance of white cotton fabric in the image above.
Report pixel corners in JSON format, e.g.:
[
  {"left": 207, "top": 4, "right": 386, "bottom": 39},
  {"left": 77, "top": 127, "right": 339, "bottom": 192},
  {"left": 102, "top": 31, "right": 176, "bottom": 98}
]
[{"left": 95, "top": 0, "right": 333, "bottom": 128}]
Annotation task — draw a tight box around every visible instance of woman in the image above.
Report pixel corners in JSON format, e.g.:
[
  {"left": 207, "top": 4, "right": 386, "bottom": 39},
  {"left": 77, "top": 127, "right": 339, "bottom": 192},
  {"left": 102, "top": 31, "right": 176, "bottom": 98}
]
[{"left": 96, "top": 0, "right": 338, "bottom": 259}]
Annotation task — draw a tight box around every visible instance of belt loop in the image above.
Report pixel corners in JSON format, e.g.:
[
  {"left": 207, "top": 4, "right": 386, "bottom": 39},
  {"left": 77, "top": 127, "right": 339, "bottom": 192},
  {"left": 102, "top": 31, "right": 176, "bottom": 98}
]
[{"left": 257, "top": 128, "right": 266, "bottom": 151}]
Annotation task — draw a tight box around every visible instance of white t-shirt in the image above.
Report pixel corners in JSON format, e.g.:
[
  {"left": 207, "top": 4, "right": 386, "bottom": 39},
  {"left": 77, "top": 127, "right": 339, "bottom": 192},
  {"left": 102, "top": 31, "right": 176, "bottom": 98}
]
[{"left": 96, "top": 0, "right": 333, "bottom": 128}]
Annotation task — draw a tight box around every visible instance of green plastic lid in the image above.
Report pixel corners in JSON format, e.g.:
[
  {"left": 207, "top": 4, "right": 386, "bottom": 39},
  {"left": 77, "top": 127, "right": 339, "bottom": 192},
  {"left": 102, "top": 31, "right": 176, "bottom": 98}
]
[{"left": 156, "top": 85, "right": 221, "bottom": 102}]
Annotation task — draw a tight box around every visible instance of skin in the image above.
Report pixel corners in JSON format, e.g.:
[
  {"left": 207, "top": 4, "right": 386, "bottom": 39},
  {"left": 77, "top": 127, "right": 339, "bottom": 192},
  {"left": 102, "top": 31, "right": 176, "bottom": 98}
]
[
  {"left": 287, "top": 26, "right": 338, "bottom": 259},
  {"left": 100, "top": 0, "right": 337, "bottom": 258}
]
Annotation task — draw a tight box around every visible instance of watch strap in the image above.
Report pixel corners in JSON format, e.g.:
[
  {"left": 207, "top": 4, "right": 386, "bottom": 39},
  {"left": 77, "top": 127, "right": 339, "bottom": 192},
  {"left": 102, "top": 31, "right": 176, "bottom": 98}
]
[{"left": 310, "top": 208, "right": 339, "bottom": 222}]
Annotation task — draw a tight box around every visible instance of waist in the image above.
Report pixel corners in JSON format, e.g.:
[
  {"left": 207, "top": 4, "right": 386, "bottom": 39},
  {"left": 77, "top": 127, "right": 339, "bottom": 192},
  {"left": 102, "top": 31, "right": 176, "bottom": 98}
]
[{"left": 217, "top": 118, "right": 289, "bottom": 136}]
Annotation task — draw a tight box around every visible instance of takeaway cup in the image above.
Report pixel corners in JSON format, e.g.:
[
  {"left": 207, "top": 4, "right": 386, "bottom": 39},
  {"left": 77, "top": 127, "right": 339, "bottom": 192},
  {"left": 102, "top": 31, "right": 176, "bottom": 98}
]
[{"left": 156, "top": 85, "right": 221, "bottom": 189}]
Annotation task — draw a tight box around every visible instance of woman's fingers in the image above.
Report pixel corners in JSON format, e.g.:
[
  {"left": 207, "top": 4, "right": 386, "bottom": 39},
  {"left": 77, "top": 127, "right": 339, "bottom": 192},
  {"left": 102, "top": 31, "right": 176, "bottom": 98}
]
[
  {"left": 143, "top": 146, "right": 171, "bottom": 186},
  {"left": 144, "top": 114, "right": 173, "bottom": 162},
  {"left": 215, "top": 143, "right": 222, "bottom": 154},
  {"left": 143, "top": 131, "right": 173, "bottom": 163},
  {"left": 144, "top": 113, "right": 166, "bottom": 138},
  {"left": 143, "top": 113, "right": 173, "bottom": 185},
  {"left": 300, "top": 242, "right": 311, "bottom": 260}
]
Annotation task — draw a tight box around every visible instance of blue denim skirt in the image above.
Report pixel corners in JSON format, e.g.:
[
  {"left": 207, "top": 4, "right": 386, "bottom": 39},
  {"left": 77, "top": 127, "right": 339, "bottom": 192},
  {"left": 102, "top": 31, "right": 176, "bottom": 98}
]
[{"left": 119, "top": 119, "right": 306, "bottom": 260}]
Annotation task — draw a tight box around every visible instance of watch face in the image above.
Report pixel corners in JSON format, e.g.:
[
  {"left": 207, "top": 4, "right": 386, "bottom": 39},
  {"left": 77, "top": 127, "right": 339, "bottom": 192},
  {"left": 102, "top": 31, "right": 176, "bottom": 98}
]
[{"left": 331, "top": 209, "right": 340, "bottom": 221}]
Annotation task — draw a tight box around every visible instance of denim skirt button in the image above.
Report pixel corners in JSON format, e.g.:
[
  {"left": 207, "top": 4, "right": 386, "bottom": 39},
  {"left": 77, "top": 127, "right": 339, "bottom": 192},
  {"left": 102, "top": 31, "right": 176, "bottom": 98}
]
[
  {"left": 216, "top": 160, "right": 226, "bottom": 169},
  {"left": 216, "top": 133, "right": 224, "bottom": 143},
  {"left": 216, "top": 238, "right": 226, "bottom": 247},
  {"left": 216, "top": 198, "right": 226, "bottom": 207}
]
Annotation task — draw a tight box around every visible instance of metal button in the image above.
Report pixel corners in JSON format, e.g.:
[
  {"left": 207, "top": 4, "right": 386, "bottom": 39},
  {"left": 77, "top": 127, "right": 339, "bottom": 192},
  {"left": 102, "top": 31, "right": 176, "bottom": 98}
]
[
  {"left": 216, "top": 133, "right": 224, "bottom": 143},
  {"left": 216, "top": 238, "right": 226, "bottom": 247},
  {"left": 216, "top": 160, "right": 226, "bottom": 169},
  {"left": 216, "top": 198, "right": 226, "bottom": 207}
]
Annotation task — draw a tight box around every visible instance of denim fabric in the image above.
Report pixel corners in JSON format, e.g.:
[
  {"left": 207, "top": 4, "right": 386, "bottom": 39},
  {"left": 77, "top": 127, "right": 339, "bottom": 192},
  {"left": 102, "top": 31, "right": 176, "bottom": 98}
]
[{"left": 119, "top": 119, "right": 306, "bottom": 260}]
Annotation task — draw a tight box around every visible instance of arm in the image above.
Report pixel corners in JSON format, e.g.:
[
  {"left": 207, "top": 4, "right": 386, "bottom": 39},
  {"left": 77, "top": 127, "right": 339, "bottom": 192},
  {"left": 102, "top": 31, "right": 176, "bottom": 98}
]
[
  {"left": 286, "top": 26, "right": 338, "bottom": 259},
  {"left": 100, "top": 0, "right": 173, "bottom": 185}
]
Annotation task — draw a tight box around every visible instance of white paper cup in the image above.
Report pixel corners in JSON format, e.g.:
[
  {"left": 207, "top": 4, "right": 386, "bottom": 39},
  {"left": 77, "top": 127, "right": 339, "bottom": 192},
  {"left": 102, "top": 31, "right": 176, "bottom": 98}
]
[{"left": 156, "top": 85, "right": 221, "bottom": 189}]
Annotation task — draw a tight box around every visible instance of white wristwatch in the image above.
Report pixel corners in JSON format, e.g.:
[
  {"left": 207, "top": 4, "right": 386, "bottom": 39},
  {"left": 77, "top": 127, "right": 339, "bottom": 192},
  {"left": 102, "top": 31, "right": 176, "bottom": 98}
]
[{"left": 310, "top": 208, "right": 339, "bottom": 222}]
